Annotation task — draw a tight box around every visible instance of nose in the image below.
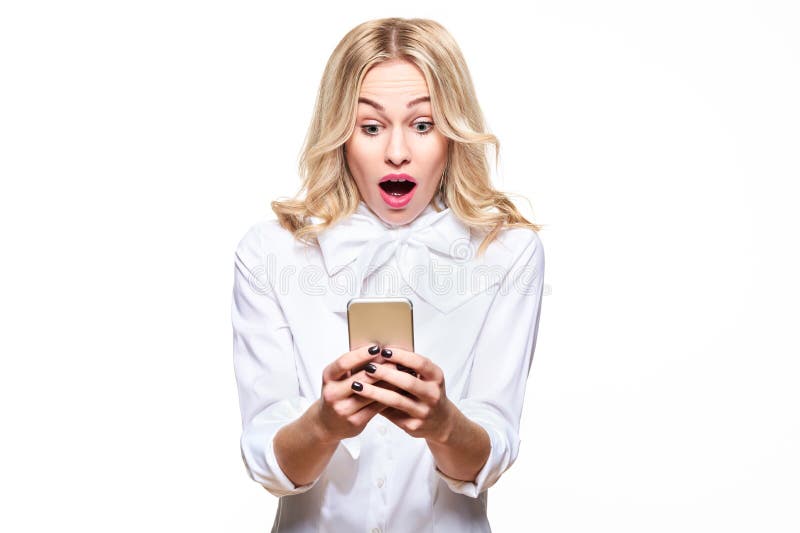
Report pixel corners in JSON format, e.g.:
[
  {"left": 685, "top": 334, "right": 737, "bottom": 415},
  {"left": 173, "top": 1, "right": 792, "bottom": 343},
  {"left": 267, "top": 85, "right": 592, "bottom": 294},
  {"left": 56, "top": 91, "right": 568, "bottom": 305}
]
[{"left": 385, "top": 128, "right": 411, "bottom": 167}]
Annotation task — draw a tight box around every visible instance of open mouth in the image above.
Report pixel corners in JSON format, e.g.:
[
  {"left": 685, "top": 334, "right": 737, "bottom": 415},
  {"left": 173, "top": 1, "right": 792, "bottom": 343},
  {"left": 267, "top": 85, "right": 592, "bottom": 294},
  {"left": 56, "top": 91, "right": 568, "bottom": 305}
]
[{"left": 379, "top": 179, "right": 417, "bottom": 196}]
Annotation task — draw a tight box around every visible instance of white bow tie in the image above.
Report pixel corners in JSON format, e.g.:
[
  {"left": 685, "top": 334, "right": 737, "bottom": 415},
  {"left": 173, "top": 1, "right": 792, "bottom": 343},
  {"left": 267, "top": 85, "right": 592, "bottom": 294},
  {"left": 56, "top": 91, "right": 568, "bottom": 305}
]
[{"left": 313, "top": 200, "right": 516, "bottom": 315}]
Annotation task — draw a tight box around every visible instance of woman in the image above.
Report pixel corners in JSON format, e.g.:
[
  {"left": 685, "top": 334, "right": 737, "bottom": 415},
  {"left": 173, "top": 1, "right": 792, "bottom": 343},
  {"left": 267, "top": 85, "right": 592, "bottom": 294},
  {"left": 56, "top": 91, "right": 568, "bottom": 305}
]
[{"left": 231, "top": 17, "right": 545, "bottom": 533}]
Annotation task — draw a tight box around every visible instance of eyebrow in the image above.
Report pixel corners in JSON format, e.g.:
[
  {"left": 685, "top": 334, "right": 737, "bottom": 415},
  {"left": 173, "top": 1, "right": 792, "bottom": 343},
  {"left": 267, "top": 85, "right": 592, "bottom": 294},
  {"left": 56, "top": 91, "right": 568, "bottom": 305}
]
[{"left": 357, "top": 96, "right": 430, "bottom": 111}]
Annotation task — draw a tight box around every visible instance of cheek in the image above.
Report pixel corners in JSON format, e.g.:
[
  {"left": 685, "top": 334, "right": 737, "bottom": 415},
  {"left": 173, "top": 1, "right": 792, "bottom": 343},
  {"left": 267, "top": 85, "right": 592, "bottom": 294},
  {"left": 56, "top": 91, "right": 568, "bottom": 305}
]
[
  {"left": 420, "top": 137, "right": 448, "bottom": 167},
  {"left": 346, "top": 139, "right": 380, "bottom": 169},
  {"left": 344, "top": 146, "right": 365, "bottom": 174}
]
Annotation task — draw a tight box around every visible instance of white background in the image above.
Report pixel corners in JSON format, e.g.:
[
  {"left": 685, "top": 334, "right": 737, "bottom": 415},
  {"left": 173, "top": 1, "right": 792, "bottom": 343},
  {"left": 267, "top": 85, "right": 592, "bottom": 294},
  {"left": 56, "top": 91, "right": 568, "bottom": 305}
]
[{"left": 1, "top": 1, "right": 797, "bottom": 531}]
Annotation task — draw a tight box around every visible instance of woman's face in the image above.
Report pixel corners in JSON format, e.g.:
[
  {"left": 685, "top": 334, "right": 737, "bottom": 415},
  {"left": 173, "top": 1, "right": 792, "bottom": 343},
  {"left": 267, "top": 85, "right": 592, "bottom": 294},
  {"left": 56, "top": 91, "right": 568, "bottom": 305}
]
[{"left": 344, "top": 59, "right": 449, "bottom": 226}]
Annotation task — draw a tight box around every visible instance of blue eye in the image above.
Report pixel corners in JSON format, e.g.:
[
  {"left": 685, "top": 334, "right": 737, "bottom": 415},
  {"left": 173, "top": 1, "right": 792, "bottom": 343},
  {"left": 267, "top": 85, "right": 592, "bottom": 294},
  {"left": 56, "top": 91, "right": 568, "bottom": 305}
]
[
  {"left": 414, "top": 122, "right": 434, "bottom": 135},
  {"left": 360, "top": 122, "right": 435, "bottom": 137}
]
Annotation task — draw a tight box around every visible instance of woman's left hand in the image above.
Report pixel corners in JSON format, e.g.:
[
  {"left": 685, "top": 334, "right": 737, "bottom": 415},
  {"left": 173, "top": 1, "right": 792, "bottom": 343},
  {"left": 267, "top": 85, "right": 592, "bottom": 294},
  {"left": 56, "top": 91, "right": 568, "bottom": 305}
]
[{"left": 349, "top": 345, "right": 455, "bottom": 442}]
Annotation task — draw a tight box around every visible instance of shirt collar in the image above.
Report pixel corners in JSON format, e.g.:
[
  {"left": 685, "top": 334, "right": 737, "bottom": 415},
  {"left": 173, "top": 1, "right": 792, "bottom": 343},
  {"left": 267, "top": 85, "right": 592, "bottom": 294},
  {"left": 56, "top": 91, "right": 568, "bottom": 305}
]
[
  {"left": 315, "top": 198, "right": 460, "bottom": 276},
  {"left": 312, "top": 197, "right": 515, "bottom": 315}
]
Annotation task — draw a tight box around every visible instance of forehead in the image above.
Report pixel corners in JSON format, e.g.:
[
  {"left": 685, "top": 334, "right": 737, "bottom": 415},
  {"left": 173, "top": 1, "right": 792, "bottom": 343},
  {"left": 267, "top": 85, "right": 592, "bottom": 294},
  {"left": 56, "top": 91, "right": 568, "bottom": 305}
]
[{"left": 359, "top": 60, "right": 430, "bottom": 98}]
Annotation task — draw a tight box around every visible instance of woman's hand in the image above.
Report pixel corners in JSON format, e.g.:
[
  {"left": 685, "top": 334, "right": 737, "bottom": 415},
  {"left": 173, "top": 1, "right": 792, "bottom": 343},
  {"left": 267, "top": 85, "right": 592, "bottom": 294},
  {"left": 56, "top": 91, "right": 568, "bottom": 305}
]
[
  {"left": 349, "top": 345, "right": 456, "bottom": 443},
  {"left": 314, "top": 344, "right": 392, "bottom": 443}
]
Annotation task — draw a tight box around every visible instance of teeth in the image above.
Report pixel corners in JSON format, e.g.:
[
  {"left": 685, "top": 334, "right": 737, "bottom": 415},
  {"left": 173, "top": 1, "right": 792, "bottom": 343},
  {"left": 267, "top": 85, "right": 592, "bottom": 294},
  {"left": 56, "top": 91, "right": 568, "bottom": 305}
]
[{"left": 379, "top": 178, "right": 415, "bottom": 197}]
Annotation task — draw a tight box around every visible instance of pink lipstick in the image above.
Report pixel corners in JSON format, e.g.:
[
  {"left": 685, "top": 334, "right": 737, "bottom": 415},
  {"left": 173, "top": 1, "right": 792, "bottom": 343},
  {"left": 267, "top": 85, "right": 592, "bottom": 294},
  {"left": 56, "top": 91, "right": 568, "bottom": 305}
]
[{"left": 378, "top": 173, "right": 417, "bottom": 208}]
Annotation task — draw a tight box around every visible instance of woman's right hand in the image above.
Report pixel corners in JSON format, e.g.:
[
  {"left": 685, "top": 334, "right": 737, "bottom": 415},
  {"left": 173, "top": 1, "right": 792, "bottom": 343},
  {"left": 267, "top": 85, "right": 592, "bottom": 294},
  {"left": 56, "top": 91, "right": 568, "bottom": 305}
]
[{"left": 313, "top": 344, "right": 391, "bottom": 443}]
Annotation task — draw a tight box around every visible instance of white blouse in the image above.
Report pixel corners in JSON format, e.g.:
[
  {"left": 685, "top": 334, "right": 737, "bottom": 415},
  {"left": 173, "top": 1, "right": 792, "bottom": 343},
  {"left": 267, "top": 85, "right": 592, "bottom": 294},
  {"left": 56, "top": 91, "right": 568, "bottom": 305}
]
[{"left": 231, "top": 198, "right": 545, "bottom": 533}]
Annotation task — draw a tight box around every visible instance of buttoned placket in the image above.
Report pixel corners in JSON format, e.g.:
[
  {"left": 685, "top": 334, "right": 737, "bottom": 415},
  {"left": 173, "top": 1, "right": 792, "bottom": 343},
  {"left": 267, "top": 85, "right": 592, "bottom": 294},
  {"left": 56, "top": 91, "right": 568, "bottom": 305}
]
[
  {"left": 364, "top": 418, "right": 392, "bottom": 533},
  {"left": 361, "top": 258, "right": 398, "bottom": 533},
  {"left": 373, "top": 265, "right": 406, "bottom": 533}
]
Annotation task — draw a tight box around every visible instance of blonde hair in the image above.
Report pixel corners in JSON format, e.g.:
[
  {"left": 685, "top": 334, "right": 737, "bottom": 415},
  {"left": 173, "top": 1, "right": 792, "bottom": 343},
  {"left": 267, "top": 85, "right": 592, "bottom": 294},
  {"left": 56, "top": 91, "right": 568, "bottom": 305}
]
[{"left": 272, "top": 17, "right": 543, "bottom": 258}]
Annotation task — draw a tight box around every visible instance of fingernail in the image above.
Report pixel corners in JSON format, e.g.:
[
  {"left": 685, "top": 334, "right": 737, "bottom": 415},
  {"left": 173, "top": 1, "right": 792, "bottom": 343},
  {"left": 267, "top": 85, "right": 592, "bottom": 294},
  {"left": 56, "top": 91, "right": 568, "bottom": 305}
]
[
  {"left": 381, "top": 348, "right": 392, "bottom": 358},
  {"left": 368, "top": 345, "right": 380, "bottom": 355},
  {"left": 351, "top": 381, "right": 363, "bottom": 391},
  {"left": 397, "top": 364, "right": 418, "bottom": 377},
  {"left": 365, "top": 363, "right": 377, "bottom": 374}
]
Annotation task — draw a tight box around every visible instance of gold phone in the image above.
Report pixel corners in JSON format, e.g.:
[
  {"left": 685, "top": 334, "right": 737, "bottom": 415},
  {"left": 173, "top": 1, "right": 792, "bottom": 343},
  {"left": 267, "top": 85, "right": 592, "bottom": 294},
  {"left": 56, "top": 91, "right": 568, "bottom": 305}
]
[{"left": 347, "top": 297, "right": 416, "bottom": 377}]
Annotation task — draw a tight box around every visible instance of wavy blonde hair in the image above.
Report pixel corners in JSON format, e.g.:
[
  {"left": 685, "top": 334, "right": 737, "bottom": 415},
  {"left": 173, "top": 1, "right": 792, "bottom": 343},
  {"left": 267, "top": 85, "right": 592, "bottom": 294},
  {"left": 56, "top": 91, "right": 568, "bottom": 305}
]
[{"left": 272, "top": 17, "right": 543, "bottom": 258}]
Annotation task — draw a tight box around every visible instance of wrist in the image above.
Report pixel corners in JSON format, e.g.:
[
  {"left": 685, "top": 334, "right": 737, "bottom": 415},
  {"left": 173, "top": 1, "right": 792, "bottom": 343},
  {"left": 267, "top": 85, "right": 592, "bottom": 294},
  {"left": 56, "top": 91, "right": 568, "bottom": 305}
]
[
  {"left": 307, "top": 399, "right": 340, "bottom": 445},
  {"left": 428, "top": 399, "right": 458, "bottom": 445}
]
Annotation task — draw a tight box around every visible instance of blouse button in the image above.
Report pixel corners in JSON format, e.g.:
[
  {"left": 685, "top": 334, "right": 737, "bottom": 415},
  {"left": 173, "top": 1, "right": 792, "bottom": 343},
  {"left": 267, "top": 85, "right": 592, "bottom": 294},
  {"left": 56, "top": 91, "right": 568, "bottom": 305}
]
[
  {"left": 378, "top": 425, "right": 387, "bottom": 435},
  {"left": 376, "top": 477, "right": 385, "bottom": 488}
]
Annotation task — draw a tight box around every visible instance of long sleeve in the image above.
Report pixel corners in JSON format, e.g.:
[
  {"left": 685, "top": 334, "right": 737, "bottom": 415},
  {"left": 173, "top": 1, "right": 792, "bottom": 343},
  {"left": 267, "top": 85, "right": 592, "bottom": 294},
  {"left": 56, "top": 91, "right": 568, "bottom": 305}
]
[
  {"left": 231, "top": 222, "right": 319, "bottom": 497},
  {"left": 435, "top": 230, "right": 545, "bottom": 498}
]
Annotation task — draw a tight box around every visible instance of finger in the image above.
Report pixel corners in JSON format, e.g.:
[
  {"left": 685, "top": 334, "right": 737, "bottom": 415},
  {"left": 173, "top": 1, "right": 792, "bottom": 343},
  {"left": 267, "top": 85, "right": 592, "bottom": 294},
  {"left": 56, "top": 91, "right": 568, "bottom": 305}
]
[
  {"left": 380, "top": 405, "right": 412, "bottom": 423},
  {"left": 323, "top": 344, "right": 382, "bottom": 382},
  {"left": 331, "top": 375, "right": 401, "bottom": 419},
  {"left": 381, "top": 346, "right": 443, "bottom": 382},
  {"left": 349, "top": 380, "right": 426, "bottom": 418},
  {"left": 349, "top": 400, "right": 388, "bottom": 426},
  {"left": 350, "top": 358, "right": 392, "bottom": 377},
  {"left": 327, "top": 367, "right": 386, "bottom": 403},
  {"left": 361, "top": 361, "right": 428, "bottom": 400},
  {"left": 332, "top": 393, "right": 378, "bottom": 417},
  {"left": 394, "top": 363, "right": 418, "bottom": 377}
]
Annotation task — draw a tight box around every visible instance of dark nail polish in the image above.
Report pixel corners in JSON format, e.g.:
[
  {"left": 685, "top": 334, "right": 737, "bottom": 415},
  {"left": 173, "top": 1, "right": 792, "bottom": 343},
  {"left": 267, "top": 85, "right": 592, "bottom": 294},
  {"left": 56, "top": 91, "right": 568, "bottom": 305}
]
[
  {"left": 397, "top": 364, "right": 417, "bottom": 377},
  {"left": 351, "top": 381, "right": 363, "bottom": 391},
  {"left": 365, "top": 363, "right": 377, "bottom": 374},
  {"left": 368, "top": 345, "right": 380, "bottom": 355},
  {"left": 381, "top": 348, "right": 392, "bottom": 358}
]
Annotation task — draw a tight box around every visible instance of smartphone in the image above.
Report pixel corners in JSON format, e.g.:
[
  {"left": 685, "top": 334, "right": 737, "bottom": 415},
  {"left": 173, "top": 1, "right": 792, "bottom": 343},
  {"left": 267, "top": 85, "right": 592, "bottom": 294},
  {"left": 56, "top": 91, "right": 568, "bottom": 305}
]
[{"left": 347, "top": 297, "right": 416, "bottom": 378}]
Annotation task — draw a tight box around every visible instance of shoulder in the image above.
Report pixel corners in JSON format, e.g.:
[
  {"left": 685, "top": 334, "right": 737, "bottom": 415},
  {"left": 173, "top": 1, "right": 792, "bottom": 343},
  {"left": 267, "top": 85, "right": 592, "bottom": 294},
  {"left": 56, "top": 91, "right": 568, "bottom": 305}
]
[
  {"left": 497, "top": 225, "right": 543, "bottom": 253},
  {"left": 234, "top": 216, "right": 307, "bottom": 264},
  {"left": 478, "top": 225, "right": 544, "bottom": 271},
  {"left": 483, "top": 226, "right": 544, "bottom": 284}
]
